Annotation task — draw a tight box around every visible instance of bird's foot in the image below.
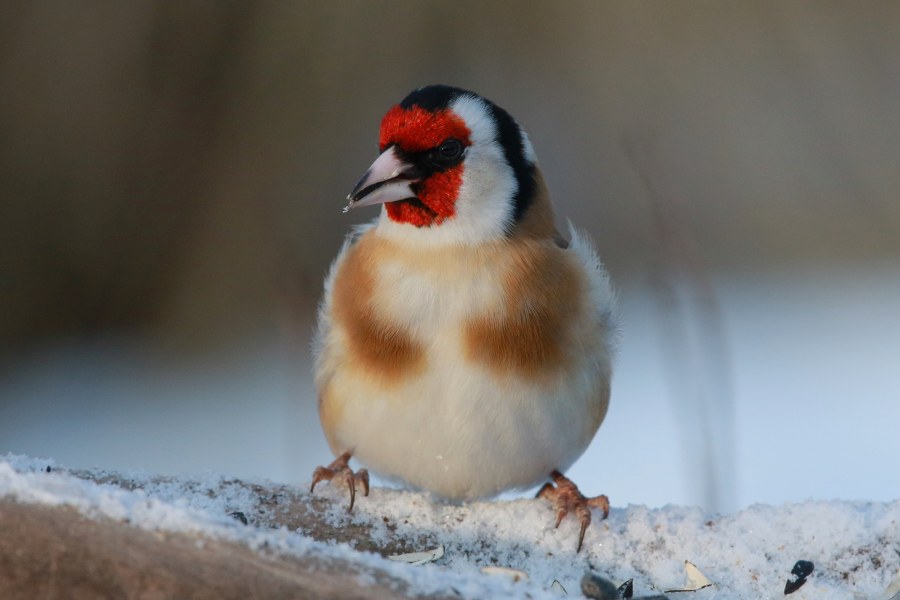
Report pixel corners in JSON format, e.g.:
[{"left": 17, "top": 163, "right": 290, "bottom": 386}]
[
  {"left": 310, "top": 451, "right": 370, "bottom": 511},
  {"left": 537, "top": 470, "right": 609, "bottom": 552}
]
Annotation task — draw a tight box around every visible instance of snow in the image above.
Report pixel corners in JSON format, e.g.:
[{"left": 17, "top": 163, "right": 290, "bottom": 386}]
[{"left": 2, "top": 453, "right": 898, "bottom": 599}]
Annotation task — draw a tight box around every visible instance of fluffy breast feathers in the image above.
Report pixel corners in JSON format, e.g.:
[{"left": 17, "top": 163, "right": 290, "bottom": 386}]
[{"left": 314, "top": 216, "right": 617, "bottom": 461}]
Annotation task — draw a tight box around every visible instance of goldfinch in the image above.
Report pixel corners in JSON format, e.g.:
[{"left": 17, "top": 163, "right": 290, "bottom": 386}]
[{"left": 311, "top": 85, "right": 617, "bottom": 552}]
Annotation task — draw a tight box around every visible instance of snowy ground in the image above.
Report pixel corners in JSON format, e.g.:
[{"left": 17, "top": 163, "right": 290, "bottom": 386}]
[{"left": 2, "top": 453, "right": 898, "bottom": 599}]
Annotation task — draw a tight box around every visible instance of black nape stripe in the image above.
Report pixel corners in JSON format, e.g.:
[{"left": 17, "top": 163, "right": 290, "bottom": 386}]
[
  {"left": 482, "top": 100, "right": 537, "bottom": 225},
  {"left": 398, "top": 85, "right": 538, "bottom": 224}
]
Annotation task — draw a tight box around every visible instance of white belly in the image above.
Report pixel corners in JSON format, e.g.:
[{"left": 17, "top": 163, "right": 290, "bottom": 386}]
[{"left": 327, "top": 327, "right": 607, "bottom": 500}]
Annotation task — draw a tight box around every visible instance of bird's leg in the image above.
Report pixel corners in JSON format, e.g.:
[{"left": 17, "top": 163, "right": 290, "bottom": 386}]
[
  {"left": 536, "top": 470, "right": 609, "bottom": 552},
  {"left": 309, "top": 451, "right": 370, "bottom": 511}
]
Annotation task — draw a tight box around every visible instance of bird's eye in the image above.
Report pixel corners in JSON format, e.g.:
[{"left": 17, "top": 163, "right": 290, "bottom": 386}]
[{"left": 438, "top": 139, "right": 463, "bottom": 159}]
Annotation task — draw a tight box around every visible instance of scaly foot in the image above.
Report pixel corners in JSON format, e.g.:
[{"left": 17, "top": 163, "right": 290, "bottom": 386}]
[
  {"left": 310, "top": 451, "right": 370, "bottom": 511},
  {"left": 537, "top": 470, "right": 609, "bottom": 552}
]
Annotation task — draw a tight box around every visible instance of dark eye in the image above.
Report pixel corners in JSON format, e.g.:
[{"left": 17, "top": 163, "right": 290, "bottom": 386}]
[{"left": 438, "top": 139, "right": 463, "bottom": 159}]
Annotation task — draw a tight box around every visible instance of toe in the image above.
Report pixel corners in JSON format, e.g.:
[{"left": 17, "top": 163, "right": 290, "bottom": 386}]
[
  {"left": 356, "top": 469, "right": 370, "bottom": 497},
  {"left": 345, "top": 472, "right": 357, "bottom": 511},
  {"left": 310, "top": 465, "right": 330, "bottom": 493},
  {"left": 309, "top": 457, "right": 370, "bottom": 513},
  {"left": 587, "top": 494, "right": 610, "bottom": 519},
  {"left": 539, "top": 471, "right": 609, "bottom": 552}
]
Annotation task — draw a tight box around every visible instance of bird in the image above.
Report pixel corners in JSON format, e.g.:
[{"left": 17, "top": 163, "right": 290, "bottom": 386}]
[{"left": 310, "top": 84, "right": 617, "bottom": 552}]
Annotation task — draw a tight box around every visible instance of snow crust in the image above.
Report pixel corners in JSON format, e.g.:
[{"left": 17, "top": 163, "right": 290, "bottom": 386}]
[{"left": 2, "top": 453, "right": 898, "bottom": 599}]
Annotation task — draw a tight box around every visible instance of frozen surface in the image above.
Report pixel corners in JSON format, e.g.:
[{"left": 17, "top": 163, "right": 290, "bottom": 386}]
[{"left": 3, "top": 453, "right": 899, "bottom": 599}]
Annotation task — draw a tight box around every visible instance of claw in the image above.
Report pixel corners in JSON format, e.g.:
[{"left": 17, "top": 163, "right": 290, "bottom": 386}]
[
  {"left": 587, "top": 494, "right": 610, "bottom": 519},
  {"left": 555, "top": 505, "right": 568, "bottom": 529},
  {"left": 356, "top": 468, "right": 370, "bottom": 497},
  {"left": 309, "top": 452, "right": 369, "bottom": 512},
  {"left": 346, "top": 472, "right": 356, "bottom": 511},
  {"left": 578, "top": 518, "right": 590, "bottom": 551},
  {"left": 538, "top": 470, "right": 609, "bottom": 553}
]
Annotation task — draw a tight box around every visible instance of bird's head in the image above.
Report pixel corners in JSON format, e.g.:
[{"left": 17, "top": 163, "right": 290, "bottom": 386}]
[{"left": 345, "top": 85, "right": 539, "bottom": 246}]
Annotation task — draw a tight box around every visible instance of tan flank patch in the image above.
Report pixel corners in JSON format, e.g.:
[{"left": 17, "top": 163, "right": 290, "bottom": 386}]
[
  {"left": 464, "top": 240, "right": 583, "bottom": 378},
  {"left": 331, "top": 235, "right": 425, "bottom": 386}
]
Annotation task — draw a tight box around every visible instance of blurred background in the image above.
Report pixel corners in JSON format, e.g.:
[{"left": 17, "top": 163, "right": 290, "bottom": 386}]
[{"left": 2, "top": 1, "right": 899, "bottom": 514}]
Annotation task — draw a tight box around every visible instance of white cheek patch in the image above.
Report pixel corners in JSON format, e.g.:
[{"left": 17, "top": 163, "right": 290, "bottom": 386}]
[
  {"left": 450, "top": 95, "right": 519, "bottom": 241},
  {"left": 452, "top": 142, "right": 516, "bottom": 241},
  {"left": 449, "top": 94, "right": 497, "bottom": 147}
]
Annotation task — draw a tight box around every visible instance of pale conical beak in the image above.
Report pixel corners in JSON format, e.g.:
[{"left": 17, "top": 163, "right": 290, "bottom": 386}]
[{"left": 343, "top": 146, "right": 420, "bottom": 213}]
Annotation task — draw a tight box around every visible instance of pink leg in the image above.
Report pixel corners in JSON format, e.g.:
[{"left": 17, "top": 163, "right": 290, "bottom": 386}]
[
  {"left": 310, "top": 452, "right": 370, "bottom": 511},
  {"left": 537, "top": 470, "right": 609, "bottom": 552}
]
